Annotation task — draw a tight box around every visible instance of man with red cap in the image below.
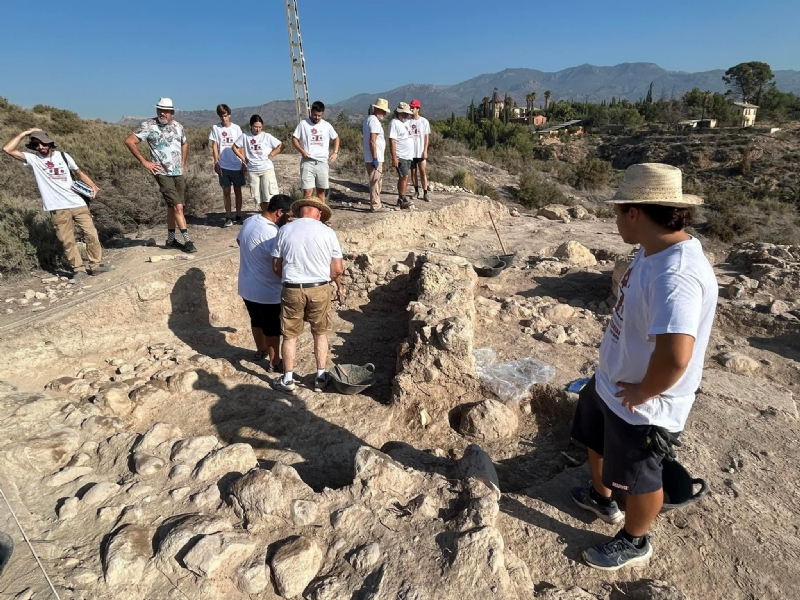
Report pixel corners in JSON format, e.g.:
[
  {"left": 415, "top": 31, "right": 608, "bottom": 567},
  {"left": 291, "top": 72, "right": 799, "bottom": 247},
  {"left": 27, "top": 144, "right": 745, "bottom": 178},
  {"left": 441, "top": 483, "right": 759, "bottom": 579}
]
[{"left": 408, "top": 99, "right": 431, "bottom": 202}]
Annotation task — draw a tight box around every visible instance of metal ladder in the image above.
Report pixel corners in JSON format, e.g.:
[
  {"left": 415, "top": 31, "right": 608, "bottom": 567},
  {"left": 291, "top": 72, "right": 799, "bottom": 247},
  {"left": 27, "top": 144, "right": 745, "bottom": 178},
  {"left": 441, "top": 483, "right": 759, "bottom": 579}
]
[{"left": 286, "top": 0, "right": 310, "bottom": 122}]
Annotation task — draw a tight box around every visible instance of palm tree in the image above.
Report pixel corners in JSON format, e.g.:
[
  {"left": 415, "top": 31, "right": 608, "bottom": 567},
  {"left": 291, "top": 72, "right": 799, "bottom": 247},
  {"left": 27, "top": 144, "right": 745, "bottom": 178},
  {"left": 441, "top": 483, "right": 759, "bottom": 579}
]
[
  {"left": 544, "top": 90, "right": 552, "bottom": 110},
  {"left": 526, "top": 92, "right": 537, "bottom": 126}
]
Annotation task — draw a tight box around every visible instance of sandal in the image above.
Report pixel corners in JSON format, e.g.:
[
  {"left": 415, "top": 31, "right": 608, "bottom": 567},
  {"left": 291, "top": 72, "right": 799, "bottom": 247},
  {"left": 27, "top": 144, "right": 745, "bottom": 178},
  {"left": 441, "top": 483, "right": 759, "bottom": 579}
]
[{"left": 252, "top": 350, "right": 268, "bottom": 361}]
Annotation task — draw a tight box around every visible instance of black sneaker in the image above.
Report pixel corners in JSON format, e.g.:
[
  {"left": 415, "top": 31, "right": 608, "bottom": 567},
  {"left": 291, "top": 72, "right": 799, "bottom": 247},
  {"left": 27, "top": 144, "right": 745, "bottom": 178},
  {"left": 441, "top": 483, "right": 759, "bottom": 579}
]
[
  {"left": 267, "top": 360, "right": 284, "bottom": 374},
  {"left": 571, "top": 485, "right": 624, "bottom": 524},
  {"left": 582, "top": 530, "right": 653, "bottom": 571},
  {"left": 182, "top": 241, "right": 197, "bottom": 253},
  {"left": 314, "top": 372, "right": 332, "bottom": 393},
  {"left": 235, "top": 215, "right": 243, "bottom": 225},
  {"left": 165, "top": 239, "right": 183, "bottom": 250},
  {"left": 223, "top": 218, "right": 233, "bottom": 228}
]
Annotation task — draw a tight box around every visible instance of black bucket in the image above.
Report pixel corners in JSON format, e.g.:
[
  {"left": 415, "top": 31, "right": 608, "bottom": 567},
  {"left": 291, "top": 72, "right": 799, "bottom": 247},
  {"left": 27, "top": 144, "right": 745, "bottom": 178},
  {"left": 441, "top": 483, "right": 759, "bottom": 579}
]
[
  {"left": 0, "top": 531, "right": 13, "bottom": 578},
  {"left": 660, "top": 459, "right": 708, "bottom": 512},
  {"left": 473, "top": 258, "right": 506, "bottom": 277}
]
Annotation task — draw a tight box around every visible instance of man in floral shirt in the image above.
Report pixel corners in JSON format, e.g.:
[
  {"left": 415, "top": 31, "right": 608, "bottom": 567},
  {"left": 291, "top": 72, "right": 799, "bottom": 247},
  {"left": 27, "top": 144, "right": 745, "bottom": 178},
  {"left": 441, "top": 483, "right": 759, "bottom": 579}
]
[{"left": 124, "top": 97, "right": 196, "bottom": 253}]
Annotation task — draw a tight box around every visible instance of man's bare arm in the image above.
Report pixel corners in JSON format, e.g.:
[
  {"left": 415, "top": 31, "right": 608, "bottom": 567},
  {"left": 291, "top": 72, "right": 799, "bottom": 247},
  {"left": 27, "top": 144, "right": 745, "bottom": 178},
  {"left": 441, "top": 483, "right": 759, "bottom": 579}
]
[
  {"left": 616, "top": 333, "right": 695, "bottom": 412},
  {"left": 370, "top": 132, "right": 378, "bottom": 161},
  {"left": 211, "top": 140, "right": 220, "bottom": 174},
  {"left": 330, "top": 257, "right": 344, "bottom": 298},
  {"left": 124, "top": 134, "right": 161, "bottom": 175},
  {"left": 292, "top": 137, "right": 308, "bottom": 158},
  {"left": 272, "top": 257, "right": 283, "bottom": 277},
  {"left": 181, "top": 142, "right": 188, "bottom": 171},
  {"left": 75, "top": 169, "right": 100, "bottom": 197},
  {"left": 3, "top": 128, "right": 40, "bottom": 161}
]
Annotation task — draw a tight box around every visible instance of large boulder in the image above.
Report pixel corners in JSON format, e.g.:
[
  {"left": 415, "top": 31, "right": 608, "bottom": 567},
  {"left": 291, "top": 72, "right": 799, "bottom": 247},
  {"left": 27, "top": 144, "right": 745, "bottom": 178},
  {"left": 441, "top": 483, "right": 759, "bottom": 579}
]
[
  {"left": 182, "top": 531, "right": 257, "bottom": 579},
  {"left": 554, "top": 241, "right": 597, "bottom": 268},
  {"left": 171, "top": 435, "right": 219, "bottom": 464},
  {"left": 228, "top": 464, "right": 314, "bottom": 527},
  {"left": 458, "top": 399, "right": 519, "bottom": 442},
  {"left": 154, "top": 514, "right": 234, "bottom": 574},
  {"left": 270, "top": 536, "right": 323, "bottom": 598},
  {"left": 102, "top": 524, "right": 151, "bottom": 588},
  {"left": 192, "top": 443, "right": 258, "bottom": 481},
  {"left": 714, "top": 352, "right": 760, "bottom": 376}
]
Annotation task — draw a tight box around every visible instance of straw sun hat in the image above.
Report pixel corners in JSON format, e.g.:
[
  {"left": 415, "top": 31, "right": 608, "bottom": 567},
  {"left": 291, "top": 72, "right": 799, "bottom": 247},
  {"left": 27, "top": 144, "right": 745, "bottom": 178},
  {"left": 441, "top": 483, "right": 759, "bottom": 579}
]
[
  {"left": 396, "top": 102, "right": 413, "bottom": 115},
  {"left": 606, "top": 163, "right": 703, "bottom": 207},
  {"left": 291, "top": 198, "right": 332, "bottom": 223},
  {"left": 371, "top": 98, "right": 390, "bottom": 113}
]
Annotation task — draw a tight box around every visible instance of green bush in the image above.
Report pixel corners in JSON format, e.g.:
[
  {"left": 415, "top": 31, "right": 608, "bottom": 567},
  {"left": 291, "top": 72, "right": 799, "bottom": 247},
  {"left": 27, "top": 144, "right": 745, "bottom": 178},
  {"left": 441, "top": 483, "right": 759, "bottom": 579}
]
[
  {"left": 474, "top": 182, "right": 500, "bottom": 200},
  {"left": 517, "top": 171, "right": 567, "bottom": 209},
  {"left": 571, "top": 157, "right": 612, "bottom": 190},
  {"left": 451, "top": 168, "right": 476, "bottom": 191},
  {"left": 0, "top": 193, "right": 67, "bottom": 273}
]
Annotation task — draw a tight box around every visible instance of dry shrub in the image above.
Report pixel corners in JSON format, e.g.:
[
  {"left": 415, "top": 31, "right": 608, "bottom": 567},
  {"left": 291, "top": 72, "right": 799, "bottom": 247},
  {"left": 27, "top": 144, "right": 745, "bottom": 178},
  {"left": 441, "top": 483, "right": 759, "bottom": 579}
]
[
  {"left": 517, "top": 171, "right": 567, "bottom": 209},
  {"left": 571, "top": 156, "right": 612, "bottom": 190},
  {"left": 474, "top": 182, "right": 500, "bottom": 200},
  {"left": 451, "top": 168, "right": 476, "bottom": 191}
]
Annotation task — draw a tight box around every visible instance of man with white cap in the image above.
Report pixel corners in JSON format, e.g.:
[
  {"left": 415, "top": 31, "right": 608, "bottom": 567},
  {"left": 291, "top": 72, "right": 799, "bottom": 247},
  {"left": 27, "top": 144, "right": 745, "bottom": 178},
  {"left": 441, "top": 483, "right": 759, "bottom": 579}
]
[
  {"left": 362, "top": 98, "right": 389, "bottom": 212},
  {"left": 124, "top": 98, "right": 196, "bottom": 253},
  {"left": 3, "top": 128, "right": 112, "bottom": 282},
  {"left": 389, "top": 102, "right": 414, "bottom": 209},
  {"left": 407, "top": 99, "right": 431, "bottom": 202},
  {"left": 270, "top": 198, "right": 343, "bottom": 393},
  {"left": 568, "top": 163, "right": 717, "bottom": 570}
]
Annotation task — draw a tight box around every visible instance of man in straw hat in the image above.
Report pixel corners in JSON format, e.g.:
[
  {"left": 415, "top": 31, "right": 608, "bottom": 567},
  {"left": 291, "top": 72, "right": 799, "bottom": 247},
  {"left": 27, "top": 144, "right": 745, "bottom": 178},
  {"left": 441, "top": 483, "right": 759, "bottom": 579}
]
[
  {"left": 270, "top": 197, "right": 343, "bottom": 393},
  {"left": 124, "top": 97, "right": 196, "bottom": 253},
  {"left": 237, "top": 193, "right": 293, "bottom": 373},
  {"left": 363, "top": 98, "right": 389, "bottom": 212},
  {"left": 292, "top": 101, "right": 340, "bottom": 203},
  {"left": 569, "top": 163, "right": 717, "bottom": 570},
  {"left": 3, "top": 128, "right": 113, "bottom": 282},
  {"left": 389, "top": 102, "right": 415, "bottom": 209}
]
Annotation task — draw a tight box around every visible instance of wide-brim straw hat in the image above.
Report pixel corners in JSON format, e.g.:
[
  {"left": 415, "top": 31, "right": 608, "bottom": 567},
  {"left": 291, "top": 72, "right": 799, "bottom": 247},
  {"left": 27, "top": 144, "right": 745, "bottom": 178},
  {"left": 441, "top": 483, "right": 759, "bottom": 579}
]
[
  {"left": 155, "top": 97, "right": 176, "bottom": 110},
  {"left": 291, "top": 198, "right": 332, "bottom": 223},
  {"left": 606, "top": 163, "right": 703, "bottom": 207},
  {"left": 396, "top": 102, "right": 413, "bottom": 115},
  {"left": 372, "top": 98, "right": 390, "bottom": 113}
]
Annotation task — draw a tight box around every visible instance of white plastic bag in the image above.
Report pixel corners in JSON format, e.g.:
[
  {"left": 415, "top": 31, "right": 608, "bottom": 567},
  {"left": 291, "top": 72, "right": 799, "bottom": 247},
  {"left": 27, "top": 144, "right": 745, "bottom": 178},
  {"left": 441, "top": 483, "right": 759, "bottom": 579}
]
[{"left": 474, "top": 347, "right": 555, "bottom": 404}]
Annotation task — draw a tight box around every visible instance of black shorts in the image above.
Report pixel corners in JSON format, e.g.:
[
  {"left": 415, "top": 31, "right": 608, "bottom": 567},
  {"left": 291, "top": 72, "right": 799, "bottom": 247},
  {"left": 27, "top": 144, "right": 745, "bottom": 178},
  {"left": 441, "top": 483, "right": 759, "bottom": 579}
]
[
  {"left": 570, "top": 377, "right": 668, "bottom": 495},
  {"left": 243, "top": 300, "right": 281, "bottom": 336},
  {"left": 410, "top": 157, "right": 426, "bottom": 169}
]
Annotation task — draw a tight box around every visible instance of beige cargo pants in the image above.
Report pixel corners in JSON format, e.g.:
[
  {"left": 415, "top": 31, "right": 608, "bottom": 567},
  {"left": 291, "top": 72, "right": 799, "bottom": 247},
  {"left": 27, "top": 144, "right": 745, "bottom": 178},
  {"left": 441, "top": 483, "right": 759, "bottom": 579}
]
[{"left": 51, "top": 206, "right": 102, "bottom": 272}]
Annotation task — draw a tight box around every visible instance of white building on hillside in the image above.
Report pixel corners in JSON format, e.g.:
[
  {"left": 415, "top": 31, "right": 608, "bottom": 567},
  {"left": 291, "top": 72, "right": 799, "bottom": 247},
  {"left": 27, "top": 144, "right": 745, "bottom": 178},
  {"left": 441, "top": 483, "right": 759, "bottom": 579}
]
[{"left": 733, "top": 102, "right": 758, "bottom": 128}]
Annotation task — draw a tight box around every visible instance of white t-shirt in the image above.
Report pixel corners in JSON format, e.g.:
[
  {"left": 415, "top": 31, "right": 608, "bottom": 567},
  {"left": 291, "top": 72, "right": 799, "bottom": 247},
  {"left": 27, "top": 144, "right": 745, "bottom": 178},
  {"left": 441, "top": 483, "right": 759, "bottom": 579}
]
[
  {"left": 595, "top": 238, "right": 718, "bottom": 432},
  {"left": 362, "top": 115, "right": 385, "bottom": 163},
  {"left": 237, "top": 215, "right": 283, "bottom": 304},
  {"left": 389, "top": 118, "right": 414, "bottom": 160},
  {"left": 272, "top": 218, "right": 343, "bottom": 283},
  {"left": 293, "top": 118, "right": 338, "bottom": 161},
  {"left": 407, "top": 116, "right": 431, "bottom": 158},
  {"left": 22, "top": 152, "right": 87, "bottom": 211},
  {"left": 209, "top": 123, "right": 243, "bottom": 171},
  {"left": 235, "top": 131, "right": 282, "bottom": 172}
]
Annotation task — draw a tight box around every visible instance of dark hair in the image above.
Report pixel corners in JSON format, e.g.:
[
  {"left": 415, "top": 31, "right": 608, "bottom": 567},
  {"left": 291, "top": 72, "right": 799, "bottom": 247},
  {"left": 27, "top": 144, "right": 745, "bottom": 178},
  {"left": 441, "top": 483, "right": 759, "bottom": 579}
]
[
  {"left": 216, "top": 104, "right": 231, "bottom": 117},
  {"left": 620, "top": 203, "right": 694, "bottom": 231},
  {"left": 249, "top": 114, "right": 263, "bottom": 126},
  {"left": 267, "top": 194, "right": 293, "bottom": 213},
  {"left": 311, "top": 101, "right": 325, "bottom": 113}
]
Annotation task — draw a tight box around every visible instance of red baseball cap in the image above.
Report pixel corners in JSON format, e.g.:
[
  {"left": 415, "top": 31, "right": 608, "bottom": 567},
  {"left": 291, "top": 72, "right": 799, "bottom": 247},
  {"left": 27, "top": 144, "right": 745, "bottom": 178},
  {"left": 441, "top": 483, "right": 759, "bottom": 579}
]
[{"left": 410, "top": 99, "right": 422, "bottom": 108}]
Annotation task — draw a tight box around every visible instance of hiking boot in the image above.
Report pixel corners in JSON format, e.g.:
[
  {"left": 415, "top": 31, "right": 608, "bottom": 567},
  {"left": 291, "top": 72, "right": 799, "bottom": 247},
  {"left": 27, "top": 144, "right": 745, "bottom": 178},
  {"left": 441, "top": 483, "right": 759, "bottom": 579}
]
[
  {"left": 182, "top": 241, "right": 198, "bottom": 254},
  {"left": 270, "top": 376, "right": 296, "bottom": 393},
  {"left": 582, "top": 530, "right": 653, "bottom": 571},
  {"left": 414, "top": 188, "right": 420, "bottom": 199},
  {"left": 571, "top": 486, "right": 624, "bottom": 524},
  {"left": 223, "top": 218, "right": 233, "bottom": 228},
  {"left": 165, "top": 239, "right": 183, "bottom": 250},
  {"left": 399, "top": 198, "right": 414, "bottom": 210},
  {"left": 89, "top": 265, "right": 115, "bottom": 275},
  {"left": 423, "top": 191, "right": 431, "bottom": 202},
  {"left": 267, "top": 360, "right": 284, "bottom": 374},
  {"left": 70, "top": 271, "right": 89, "bottom": 284},
  {"left": 314, "top": 372, "right": 332, "bottom": 393}
]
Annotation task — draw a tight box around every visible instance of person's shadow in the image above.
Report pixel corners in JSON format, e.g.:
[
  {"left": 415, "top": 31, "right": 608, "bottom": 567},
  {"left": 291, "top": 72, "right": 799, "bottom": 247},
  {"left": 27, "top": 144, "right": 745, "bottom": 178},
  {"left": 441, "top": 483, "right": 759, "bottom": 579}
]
[{"left": 169, "top": 267, "right": 369, "bottom": 491}]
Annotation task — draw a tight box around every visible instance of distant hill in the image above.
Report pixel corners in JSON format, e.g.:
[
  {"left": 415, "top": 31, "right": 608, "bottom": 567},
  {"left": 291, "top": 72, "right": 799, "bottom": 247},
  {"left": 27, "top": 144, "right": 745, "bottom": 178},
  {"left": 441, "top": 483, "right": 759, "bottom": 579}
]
[{"left": 120, "top": 62, "right": 800, "bottom": 125}]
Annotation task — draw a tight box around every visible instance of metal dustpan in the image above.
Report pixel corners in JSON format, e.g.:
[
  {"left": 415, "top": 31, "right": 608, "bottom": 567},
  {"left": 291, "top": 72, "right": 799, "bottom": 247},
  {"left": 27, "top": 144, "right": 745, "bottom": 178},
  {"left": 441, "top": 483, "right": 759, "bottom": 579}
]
[{"left": 331, "top": 363, "right": 376, "bottom": 395}]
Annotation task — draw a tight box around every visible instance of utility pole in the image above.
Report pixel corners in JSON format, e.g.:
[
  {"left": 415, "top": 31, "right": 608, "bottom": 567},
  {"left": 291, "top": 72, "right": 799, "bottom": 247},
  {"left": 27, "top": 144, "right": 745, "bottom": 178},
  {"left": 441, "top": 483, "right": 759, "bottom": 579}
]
[{"left": 286, "top": 0, "right": 310, "bottom": 122}]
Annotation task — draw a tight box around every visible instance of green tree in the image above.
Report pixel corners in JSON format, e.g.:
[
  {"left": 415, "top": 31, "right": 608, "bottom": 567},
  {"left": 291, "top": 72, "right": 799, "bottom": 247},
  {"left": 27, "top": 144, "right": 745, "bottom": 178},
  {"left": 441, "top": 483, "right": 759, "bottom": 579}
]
[
  {"left": 645, "top": 81, "right": 654, "bottom": 104},
  {"left": 544, "top": 90, "right": 551, "bottom": 110},
  {"left": 723, "top": 61, "right": 775, "bottom": 105}
]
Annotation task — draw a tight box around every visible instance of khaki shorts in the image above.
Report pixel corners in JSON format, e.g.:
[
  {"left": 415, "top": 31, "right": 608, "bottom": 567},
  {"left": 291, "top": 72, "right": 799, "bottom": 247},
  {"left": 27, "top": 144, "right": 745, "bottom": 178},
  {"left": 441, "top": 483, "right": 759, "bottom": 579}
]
[
  {"left": 155, "top": 174, "right": 186, "bottom": 207},
  {"left": 248, "top": 169, "right": 280, "bottom": 204},
  {"left": 280, "top": 284, "right": 332, "bottom": 338},
  {"left": 300, "top": 158, "right": 330, "bottom": 190}
]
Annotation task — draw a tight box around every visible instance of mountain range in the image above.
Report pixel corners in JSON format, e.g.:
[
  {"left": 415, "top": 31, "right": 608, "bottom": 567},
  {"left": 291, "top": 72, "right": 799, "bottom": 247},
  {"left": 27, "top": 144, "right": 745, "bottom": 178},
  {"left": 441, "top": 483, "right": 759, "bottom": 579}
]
[{"left": 118, "top": 62, "right": 800, "bottom": 127}]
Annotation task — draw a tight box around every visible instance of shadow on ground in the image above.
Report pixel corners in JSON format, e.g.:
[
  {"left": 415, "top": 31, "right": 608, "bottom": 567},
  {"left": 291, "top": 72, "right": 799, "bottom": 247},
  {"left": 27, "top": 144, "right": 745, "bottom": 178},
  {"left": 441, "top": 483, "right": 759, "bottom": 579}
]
[
  {"left": 168, "top": 267, "right": 369, "bottom": 491},
  {"left": 522, "top": 271, "right": 611, "bottom": 304}
]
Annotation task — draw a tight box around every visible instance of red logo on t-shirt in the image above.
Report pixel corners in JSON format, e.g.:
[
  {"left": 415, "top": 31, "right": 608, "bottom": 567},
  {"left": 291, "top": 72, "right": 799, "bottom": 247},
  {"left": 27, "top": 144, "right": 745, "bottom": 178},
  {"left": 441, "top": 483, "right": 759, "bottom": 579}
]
[
  {"left": 222, "top": 131, "right": 228, "bottom": 137},
  {"left": 311, "top": 128, "right": 317, "bottom": 134},
  {"left": 45, "top": 161, "right": 54, "bottom": 168},
  {"left": 250, "top": 138, "right": 257, "bottom": 145}
]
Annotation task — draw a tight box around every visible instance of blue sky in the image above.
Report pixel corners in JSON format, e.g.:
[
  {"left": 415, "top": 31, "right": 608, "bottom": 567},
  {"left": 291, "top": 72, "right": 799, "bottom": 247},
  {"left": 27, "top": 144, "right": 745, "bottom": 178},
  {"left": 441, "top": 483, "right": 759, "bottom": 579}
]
[{"left": 2, "top": 0, "right": 798, "bottom": 121}]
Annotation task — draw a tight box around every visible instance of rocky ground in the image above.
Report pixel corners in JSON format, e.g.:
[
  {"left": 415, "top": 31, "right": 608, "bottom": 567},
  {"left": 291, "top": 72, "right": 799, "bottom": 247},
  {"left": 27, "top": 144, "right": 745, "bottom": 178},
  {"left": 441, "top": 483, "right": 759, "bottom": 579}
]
[{"left": 0, "top": 154, "right": 798, "bottom": 599}]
